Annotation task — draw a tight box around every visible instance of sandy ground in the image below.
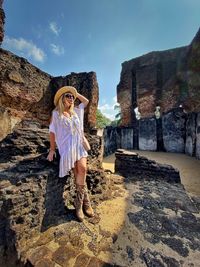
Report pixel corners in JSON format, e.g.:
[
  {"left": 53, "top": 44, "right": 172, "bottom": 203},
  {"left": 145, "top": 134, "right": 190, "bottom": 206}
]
[{"left": 102, "top": 150, "right": 200, "bottom": 197}]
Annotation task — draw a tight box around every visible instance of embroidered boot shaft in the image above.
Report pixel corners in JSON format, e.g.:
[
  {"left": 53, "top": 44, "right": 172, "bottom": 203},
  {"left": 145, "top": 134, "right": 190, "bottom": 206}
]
[
  {"left": 83, "top": 185, "right": 94, "bottom": 217},
  {"left": 74, "top": 184, "right": 85, "bottom": 221}
]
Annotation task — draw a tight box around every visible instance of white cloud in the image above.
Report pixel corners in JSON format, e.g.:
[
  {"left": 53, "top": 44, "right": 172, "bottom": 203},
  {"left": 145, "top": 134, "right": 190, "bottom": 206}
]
[
  {"left": 98, "top": 95, "right": 120, "bottom": 121},
  {"left": 50, "top": 44, "right": 65, "bottom": 56},
  {"left": 99, "top": 104, "right": 117, "bottom": 121},
  {"left": 103, "top": 113, "right": 115, "bottom": 121},
  {"left": 49, "top": 22, "right": 61, "bottom": 36},
  {"left": 99, "top": 103, "right": 113, "bottom": 112},
  {"left": 113, "top": 95, "right": 117, "bottom": 103},
  {"left": 3, "top": 36, "right": 45, "bottom": 62}
]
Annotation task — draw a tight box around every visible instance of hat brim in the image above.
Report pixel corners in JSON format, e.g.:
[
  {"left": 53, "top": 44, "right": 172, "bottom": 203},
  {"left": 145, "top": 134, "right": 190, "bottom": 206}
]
[{"left": 54, "top": 86, "right": 77, "bottom": 106}]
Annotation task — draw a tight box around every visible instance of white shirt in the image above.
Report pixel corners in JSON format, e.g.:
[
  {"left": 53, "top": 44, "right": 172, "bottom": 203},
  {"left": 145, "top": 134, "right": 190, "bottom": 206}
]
[{"left": 49, "top": 103, "right": 88, "bottom": 177}]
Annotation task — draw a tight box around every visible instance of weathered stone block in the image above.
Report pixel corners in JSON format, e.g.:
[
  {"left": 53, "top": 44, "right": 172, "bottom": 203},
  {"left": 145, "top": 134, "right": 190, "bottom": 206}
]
[
  {"left": 139, "top": 118, "right": 157, "bottom": 151},
  {"left": 185, "top": 112, "right": 196, "bottom": 156},
  {"left": 103, "top": 126, "right": 118, "bottom": 156},
  {"left": 120, "top": 127, "right": 134, "bottom": 149},
  {"left": 196, "top": 112, "right": 200, "bottom": 159},
  {"left": 8, "top": 70, "right": 24, "bottom": 83},
  {"left": 104, "top": 126, "right": 139, "bottom": 156},
  {"left": 115, "top": 149, "right": 180, "bottom": 183},
  {"left": 162, "top": 108, "right": 186, "bottom": 153}
]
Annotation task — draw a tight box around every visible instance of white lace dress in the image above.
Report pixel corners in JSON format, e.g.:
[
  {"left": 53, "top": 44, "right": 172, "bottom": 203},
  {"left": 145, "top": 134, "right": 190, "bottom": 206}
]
[{"left": 49, "top": 103, "right": 88, "bottom": 177}]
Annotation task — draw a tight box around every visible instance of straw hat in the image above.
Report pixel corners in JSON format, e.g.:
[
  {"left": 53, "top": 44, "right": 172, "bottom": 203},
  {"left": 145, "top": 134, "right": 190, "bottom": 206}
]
[{"left": 54, "top": 86, "right": 77, "bottom": 106}]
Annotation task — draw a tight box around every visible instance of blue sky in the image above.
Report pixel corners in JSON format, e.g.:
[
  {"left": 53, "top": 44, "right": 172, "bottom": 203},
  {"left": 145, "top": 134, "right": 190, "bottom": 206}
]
[{"left": 2, "top": 0, "right": 200, "bottom": 120}]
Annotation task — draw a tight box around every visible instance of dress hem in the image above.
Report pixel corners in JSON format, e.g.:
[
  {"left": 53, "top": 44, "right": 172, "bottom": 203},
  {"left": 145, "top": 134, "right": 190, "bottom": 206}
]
[{"left": 58, "top": 154, "right": 88, "bottom": 178}]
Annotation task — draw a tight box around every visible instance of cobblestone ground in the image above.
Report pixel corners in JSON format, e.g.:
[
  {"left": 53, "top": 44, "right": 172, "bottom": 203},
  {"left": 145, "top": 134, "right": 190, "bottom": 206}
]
[{"left": 22, "top": 174, "right": 200, "bottom": 267}]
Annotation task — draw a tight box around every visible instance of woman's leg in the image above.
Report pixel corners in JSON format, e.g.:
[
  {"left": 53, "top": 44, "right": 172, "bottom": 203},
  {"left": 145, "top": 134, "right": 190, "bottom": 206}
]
[
  {"left": 73, "top": 158, "right": 87, "bottom": 221},
  {"left": 74, "top": 158, "right": 94, "bottom": 220},
  {"left": 75, "top": 157, "right": 87, "bottom": 185}
]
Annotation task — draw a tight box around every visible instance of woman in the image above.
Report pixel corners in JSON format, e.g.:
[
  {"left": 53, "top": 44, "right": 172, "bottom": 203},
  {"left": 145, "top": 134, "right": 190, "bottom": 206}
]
[{"left": 47, "top": 86, "right": 94, "bottom": 221}]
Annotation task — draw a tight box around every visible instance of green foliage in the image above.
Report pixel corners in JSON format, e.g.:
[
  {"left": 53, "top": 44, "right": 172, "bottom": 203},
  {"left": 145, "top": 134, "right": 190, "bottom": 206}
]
[
  {"left": 110, "top": 118, "right": 122, "bottom": 127},
  {"left": 113, "top": 103, "right": 121, "bottom": 126},
  {"left": 110, "top": 119, "right": 121, "bottom": 127},
  {"left": 96, "top": 109, "right": 111, "bottom": 128}
]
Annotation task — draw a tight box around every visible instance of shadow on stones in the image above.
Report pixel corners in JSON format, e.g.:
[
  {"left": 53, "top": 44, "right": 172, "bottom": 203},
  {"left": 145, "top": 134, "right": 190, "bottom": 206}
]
[
  {"left": 40, "top": 166, "right": 78, "bottom": 232},
  {"left": 108, "top": 173, "right": 200, "bottom": 266},
  {"left": 5, "top": 152, "right": 78, "bottom": 230},
  {"left": 0, "top": 150, "right": 80, "bottom": 266}
]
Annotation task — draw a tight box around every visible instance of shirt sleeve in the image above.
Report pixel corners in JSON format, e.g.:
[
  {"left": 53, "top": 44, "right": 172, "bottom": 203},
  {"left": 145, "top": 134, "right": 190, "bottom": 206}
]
[{"left": 49, "top": 111, "right": 56, "bottom": 134}]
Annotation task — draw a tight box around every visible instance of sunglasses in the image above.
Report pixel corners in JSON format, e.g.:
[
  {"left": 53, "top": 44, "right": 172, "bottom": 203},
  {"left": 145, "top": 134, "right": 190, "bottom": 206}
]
[{"left": 63, "top": 93, "right": 75, "bottom": 100}]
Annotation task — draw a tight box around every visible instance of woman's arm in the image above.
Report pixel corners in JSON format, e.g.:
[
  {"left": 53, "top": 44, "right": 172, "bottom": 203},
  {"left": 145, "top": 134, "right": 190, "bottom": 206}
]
[
  {"left": 47, "top": 132, "right": 56, "bottom": 161},
  {"left": 49, "top": 132, "right": 56, "bottom": 151},
  {"left": 77, "top": 93, "right": 89, "bottom": 107}
]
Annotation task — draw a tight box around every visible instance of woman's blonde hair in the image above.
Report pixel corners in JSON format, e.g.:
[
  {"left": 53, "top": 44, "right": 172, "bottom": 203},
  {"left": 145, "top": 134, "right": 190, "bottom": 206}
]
[{"left": 56, "top": 94, "right": 75, "bottom": 116}]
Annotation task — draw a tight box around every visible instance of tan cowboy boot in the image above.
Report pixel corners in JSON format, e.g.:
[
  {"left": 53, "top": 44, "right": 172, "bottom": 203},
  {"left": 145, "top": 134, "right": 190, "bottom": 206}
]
[
  {"left": 83, "top": 185, "right": 94, "bottom": 217},
  {"left": 74, "top": 184, "right": 85, "bottom": 221}
]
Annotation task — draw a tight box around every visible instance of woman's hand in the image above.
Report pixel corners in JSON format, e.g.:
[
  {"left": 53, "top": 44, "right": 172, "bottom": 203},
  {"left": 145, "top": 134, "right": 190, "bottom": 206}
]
[
  {"left": 47, "top": 150, "right": 56, "bottom": 161},
  {"left": 77, "top": 93, "right": 89, "bottom": 107},
  {"left": 48, "top": 132, "right": 56, "bottom": 161}
]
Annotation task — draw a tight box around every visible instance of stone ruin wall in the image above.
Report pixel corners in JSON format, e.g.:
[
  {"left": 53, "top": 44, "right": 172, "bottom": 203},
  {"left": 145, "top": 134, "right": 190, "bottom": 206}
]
[
  {"left": 104, "top": 108, "right": 200, "bottom": 160},
  {"left": 117, "top": 47, "right": 187, "bottom": 125},
  {"left": 114, "top": 27, "right": 200, "bottom": 161},
  {"left": 117, "top": 28, "right": 200, "bottom": 126},
  {"left": 0, "top": 48, "right": 52, "bottom": 140},
  {"left": 49, "top": 72, "right": 99, "bottom": 131},
  {"left": 0, "top": 48, "right": 99, "bottom": 141}
]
